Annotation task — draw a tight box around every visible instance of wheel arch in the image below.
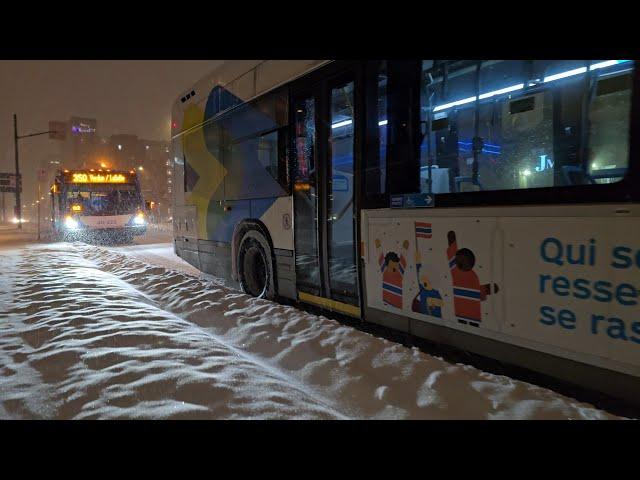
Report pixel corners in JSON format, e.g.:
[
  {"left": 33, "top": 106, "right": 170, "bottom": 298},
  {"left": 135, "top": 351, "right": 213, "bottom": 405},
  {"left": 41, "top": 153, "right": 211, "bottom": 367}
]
[{"left": 231, "top": 219, "right": 277, "bottom": 291}]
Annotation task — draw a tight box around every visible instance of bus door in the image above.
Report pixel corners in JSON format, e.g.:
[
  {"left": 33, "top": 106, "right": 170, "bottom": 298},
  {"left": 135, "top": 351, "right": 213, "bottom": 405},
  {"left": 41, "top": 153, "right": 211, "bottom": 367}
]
[{"left": 292, "top": 67, "right": 361, "bottom": 317}]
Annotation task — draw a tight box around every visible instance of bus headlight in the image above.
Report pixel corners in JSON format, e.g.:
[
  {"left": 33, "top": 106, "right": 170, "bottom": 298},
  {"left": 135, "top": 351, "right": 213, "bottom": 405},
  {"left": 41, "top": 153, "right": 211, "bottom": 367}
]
[
  {"left": 133, "top": 212, "right": 146, "bottom": 225},
  {"left": 64, "top": 215, "right": 79, "bottom": 230}
]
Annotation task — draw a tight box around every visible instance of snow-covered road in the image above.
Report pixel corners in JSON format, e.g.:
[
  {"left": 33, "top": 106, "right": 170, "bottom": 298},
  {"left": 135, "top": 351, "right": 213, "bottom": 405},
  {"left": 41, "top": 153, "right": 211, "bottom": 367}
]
[{"left": 0, "top": 228, "right": 627, "bottom": 419}]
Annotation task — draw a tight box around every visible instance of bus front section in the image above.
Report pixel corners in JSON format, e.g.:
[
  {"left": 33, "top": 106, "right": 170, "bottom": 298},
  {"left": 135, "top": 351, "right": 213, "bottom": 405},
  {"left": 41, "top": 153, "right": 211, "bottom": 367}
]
[{"left": 52, "top": 169, "right": 147, "bottom": 242}]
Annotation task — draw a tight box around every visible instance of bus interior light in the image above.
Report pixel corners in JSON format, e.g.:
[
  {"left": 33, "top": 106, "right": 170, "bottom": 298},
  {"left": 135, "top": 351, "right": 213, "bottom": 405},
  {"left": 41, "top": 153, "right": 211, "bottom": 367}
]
[
  {"left": 433, "top": 96, "right": 477, "bottom": 112},
  {"left": 331, "top": 119, "right": 353, "bottom": 129},
  {"left": 478, "top": 83, "right": 524, "bottom": 100},
  {"left": 543, "top": 67, "right": 587, "bottom": 83}
]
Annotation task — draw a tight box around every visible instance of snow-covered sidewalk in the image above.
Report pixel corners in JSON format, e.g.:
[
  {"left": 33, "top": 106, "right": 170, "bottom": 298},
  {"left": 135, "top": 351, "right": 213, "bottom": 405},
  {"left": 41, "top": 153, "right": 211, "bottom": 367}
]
[{"left": 0, "top": 241, "right": 625, "bottom": 419}]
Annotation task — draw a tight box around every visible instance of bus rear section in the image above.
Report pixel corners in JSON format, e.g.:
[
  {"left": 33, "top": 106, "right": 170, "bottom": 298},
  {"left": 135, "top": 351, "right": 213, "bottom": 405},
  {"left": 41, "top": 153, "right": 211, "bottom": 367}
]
[{"left": 50, "top": 169, "right": 147, "bottom": 242}]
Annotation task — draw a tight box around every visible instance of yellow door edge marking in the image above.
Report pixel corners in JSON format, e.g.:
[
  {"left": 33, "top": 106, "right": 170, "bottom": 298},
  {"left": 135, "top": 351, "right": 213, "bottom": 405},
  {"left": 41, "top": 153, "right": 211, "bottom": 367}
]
[{"left": 298, "top": 291, "right": 361, "bottom": 318}]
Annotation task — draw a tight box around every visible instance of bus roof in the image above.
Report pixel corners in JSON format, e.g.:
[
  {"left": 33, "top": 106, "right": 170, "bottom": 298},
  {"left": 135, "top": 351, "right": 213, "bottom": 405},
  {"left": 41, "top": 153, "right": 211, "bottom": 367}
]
[{"left": 171, "top": 60, "right": 331, "bottom": 136}]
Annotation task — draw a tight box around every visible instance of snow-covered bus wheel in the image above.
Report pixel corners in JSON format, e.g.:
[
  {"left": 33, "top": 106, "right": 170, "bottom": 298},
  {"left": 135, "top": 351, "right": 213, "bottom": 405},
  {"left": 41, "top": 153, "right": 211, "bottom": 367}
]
[{"left": 238, "top": 230, "right": 275, "bottom": 300}]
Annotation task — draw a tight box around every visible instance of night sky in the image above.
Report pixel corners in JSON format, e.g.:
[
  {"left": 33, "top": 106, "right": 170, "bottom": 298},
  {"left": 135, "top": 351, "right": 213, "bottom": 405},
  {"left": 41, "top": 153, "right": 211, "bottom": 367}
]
[{"left": 0, "top": 60, "right": 222, "bottom": 200}]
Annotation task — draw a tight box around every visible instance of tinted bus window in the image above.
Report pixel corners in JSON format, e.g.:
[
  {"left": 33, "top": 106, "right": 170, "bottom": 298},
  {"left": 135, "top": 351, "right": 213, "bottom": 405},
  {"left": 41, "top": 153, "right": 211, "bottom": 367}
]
[{"left": 419, "top": 60, "right": 634, "bottom": 194}]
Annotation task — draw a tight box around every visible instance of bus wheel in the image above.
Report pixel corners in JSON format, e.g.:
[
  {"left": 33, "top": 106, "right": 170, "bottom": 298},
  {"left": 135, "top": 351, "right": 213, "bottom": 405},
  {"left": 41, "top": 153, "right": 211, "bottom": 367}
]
[{"left": 238, "top": 230, "right": 275, "bottom": 300}]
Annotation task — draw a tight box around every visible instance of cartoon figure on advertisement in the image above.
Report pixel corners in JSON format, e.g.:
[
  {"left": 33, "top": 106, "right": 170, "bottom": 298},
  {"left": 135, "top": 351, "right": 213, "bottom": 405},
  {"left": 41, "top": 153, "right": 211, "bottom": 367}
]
[
  {"left": 446, "top": 230, "right": 499, "bottom": 327},
  {"left": 412, "top": 250, "right": 443, "bottom": 317},
  {"left": 375, "top": 238, "right": 409, "bottom": 309},
  {"left": 411, "top": 222, "right": 443, "bottom": 318}
]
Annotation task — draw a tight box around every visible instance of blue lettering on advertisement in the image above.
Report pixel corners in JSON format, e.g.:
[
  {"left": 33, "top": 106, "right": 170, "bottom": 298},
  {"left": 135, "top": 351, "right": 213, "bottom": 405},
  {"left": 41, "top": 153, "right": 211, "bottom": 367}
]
[{"left": 536, "top": 237, "right": 640, "bottom": 346}]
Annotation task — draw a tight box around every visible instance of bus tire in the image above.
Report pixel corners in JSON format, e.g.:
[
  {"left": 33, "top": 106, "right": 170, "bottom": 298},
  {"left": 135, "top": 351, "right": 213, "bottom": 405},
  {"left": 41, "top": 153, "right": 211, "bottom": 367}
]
[{"left": 237, "top": 230, "right": 276, "bottom": 301}]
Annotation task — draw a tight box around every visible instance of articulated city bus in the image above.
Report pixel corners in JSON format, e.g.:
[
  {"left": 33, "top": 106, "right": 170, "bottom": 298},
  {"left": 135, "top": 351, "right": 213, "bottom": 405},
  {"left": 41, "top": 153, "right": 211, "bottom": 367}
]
[
  {"left": 50, "top": 169, "right": 147, "bottom": 241},
  {"left": 170, "top": 60, "right": 640, "bottom": 405}
]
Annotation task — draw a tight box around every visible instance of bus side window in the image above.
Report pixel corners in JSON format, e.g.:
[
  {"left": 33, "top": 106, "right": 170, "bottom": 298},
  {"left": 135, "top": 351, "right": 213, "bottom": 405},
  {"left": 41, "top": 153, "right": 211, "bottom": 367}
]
[
  {"left": 184, "top": 155, "right": 197, "bottom": 193},
  {"left": 294, "top": 97, "right": 315, "bottom": 181},
  {"left": 419, "top": 59, "right": 634, "bottom": 194},
  {"left": 587, "top": 71, "right": 633, "bottom": 183},
  {"left": 277, "top": 126, "right": 290, "bottom": 193},
  {"left": 365, "top": 61, "right": 387, "bottom": 198},
  {"left": 257, "top": 129, "right": 290, "bottom": 195}
]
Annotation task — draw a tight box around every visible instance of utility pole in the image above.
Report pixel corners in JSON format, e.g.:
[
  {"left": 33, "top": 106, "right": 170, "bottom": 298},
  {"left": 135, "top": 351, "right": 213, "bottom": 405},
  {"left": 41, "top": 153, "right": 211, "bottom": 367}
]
[
  {"left": 36, "top": 168, "right": 45, "bottom": 241},
  {"left": 13, "top": 114, "right": 59, "bottom": 231},
  {"left": 14, "top": 114, "right": 21, "bottom": 230},
  {"left": 37, "top": 183, "right": 41, "bottom": 241}
]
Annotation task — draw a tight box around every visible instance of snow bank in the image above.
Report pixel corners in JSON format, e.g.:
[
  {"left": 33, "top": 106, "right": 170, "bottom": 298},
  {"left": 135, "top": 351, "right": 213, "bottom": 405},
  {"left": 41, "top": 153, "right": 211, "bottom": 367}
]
[{"left": 0, "top": 242, "right": 625, "bottom": 419}]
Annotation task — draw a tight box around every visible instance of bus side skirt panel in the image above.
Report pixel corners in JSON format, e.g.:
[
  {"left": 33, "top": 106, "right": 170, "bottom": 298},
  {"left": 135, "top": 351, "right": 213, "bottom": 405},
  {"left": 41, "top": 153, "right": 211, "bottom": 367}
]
[{"left": 197, "top": 239, "right": 236, "bottom": 286}]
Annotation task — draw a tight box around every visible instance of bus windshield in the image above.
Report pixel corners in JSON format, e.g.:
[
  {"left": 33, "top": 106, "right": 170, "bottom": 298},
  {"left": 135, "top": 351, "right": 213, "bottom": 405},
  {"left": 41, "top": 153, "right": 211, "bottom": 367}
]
[{"left": 66, "top": 184, "right": 142, "bottom": 215}]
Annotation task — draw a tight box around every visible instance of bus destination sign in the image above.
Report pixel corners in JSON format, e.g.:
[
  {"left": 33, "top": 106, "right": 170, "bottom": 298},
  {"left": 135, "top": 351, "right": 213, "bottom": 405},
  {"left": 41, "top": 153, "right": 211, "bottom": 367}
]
[{"left": 69, "top": 172, "right": 128, "bottom": 184}]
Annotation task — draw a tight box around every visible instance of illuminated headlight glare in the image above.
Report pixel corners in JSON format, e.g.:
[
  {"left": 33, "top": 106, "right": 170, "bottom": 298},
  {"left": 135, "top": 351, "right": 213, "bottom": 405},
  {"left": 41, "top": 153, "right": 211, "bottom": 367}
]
[
  {"left": 64, "top": 216, "right": 79, "bottom": 230},
  {"left": 134, "top": 213, "right": 146, "bottom": 225}
]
